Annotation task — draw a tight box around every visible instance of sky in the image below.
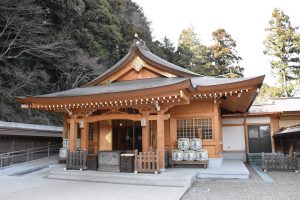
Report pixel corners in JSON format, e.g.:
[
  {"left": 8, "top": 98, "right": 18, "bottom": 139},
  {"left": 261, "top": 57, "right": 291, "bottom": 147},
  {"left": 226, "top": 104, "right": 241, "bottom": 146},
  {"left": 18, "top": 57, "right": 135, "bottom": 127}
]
[{"left": 133, "top": 0, "right": 300, "bottom": 86}]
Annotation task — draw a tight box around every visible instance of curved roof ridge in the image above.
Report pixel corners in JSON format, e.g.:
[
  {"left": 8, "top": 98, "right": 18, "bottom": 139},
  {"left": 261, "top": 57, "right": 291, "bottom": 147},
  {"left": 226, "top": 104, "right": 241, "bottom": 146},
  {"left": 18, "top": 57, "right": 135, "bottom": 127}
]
[
  {"left": 191, "top": 75, "right": 265, "bottom": 87},
  {"left": 35, "top": 77, "right": 191, "bottom": 98},
  {"left": 83, "top": 39, "right": 200, "bottom": 87}
]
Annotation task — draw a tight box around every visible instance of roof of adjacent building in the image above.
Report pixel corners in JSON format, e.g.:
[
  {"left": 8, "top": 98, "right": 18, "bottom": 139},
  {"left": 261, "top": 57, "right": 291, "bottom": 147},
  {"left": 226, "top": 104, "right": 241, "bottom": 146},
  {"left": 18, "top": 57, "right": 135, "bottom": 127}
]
[
  {"left": 273, "top": 124, "right": 300, "bottom": 138},
  {"left": 0, "top": 121, "right": 62, "bottom": 137},
  {"left": 249, "top": 97, "right": 300, "bottom": 113}
]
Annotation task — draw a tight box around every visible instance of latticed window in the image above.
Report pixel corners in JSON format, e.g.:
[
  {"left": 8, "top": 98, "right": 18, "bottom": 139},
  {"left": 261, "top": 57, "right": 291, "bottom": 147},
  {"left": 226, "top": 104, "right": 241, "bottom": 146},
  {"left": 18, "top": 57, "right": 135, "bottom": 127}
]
[
  {"left": 88, "top": 123, "right": 94, "bottom": 141},
  {"left": 177, "top": 118, "right": 213, "bottom": 139}
]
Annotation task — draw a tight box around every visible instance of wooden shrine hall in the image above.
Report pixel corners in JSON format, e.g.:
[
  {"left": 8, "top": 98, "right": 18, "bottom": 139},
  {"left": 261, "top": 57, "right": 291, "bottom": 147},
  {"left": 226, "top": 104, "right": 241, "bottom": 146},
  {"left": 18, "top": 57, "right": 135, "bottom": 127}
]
[{"left": 17, "top": 39, "right": 264, "bottom": 172}]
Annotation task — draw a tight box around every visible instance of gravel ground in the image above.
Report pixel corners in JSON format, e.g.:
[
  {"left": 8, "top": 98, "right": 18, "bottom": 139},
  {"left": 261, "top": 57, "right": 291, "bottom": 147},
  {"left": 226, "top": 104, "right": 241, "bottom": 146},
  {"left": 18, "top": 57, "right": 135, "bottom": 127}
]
[{"left": 181, "top": 164, "right": 300, "bottom": 200}]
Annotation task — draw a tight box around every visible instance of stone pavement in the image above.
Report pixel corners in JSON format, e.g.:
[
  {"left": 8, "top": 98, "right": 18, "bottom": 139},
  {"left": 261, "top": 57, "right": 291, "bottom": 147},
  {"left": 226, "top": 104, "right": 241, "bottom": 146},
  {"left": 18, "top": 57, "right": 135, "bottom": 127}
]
[
  {"left": 0, "top": 164, "right": 187, "bottom": 200},
  {"left": 0, "top": 158, "right": 250, "bottom": 200}
]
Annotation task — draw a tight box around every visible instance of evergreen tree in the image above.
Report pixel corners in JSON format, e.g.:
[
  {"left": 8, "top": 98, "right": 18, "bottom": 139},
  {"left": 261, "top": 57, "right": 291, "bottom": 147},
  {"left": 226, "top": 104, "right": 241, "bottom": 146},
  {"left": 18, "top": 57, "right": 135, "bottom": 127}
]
[
  {"left": 209, "top": 29, "right": 243, "bottom": 78},
  {"left": 264, "top": 8, "right": 300, "bottom": 97},
  {"left": 177, "top": 27, "right": 211, "bottom": 75},
  {"left": 150, "top": 37, "right": 179, "bottom": 64}
]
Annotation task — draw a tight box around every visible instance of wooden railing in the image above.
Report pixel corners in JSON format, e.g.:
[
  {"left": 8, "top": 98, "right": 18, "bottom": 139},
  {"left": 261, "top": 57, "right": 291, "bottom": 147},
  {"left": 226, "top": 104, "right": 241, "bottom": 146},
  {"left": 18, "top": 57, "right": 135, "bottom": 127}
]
[
  {"left": 134, "top": 149, "right": 159, "bottom": 174},
  {"left": 262, "top": 152, "right": 298, "bottom": 172},
  {"left": 66, "top": 150, "right": 87, "bottom": 170}
]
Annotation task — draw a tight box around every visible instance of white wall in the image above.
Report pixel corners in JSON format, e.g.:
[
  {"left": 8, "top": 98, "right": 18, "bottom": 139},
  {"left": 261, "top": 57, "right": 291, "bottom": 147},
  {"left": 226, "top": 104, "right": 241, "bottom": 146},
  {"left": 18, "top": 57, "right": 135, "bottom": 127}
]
[
  {"left": 222, "top": 118, "right": 244, "bottom": 125},
  {"left": 222, "top": 126, "right": 245, "bottom": 151},
  {"left": 247, "top": 117, "right": 270, "bottom": 124}
]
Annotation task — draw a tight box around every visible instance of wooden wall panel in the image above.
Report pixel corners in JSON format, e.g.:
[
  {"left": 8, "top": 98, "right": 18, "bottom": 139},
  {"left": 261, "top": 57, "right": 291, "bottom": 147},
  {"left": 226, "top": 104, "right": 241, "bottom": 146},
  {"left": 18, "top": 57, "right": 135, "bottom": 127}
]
[
  {"left": 169, "top": 100, "right": 222, "bottom": 158},
  {"left": 117, "top": 68, "right": 161, "bottom": 81},
  {"left": 98, "top": 120, "right": 112, "bottom": 151}
]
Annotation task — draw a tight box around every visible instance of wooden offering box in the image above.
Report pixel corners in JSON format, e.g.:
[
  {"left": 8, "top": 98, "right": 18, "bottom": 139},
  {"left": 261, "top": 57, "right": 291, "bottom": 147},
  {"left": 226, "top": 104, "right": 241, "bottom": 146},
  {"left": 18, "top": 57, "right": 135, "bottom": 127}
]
[{"left": 98, "top": 151, "right": 123, "bottom": 172}]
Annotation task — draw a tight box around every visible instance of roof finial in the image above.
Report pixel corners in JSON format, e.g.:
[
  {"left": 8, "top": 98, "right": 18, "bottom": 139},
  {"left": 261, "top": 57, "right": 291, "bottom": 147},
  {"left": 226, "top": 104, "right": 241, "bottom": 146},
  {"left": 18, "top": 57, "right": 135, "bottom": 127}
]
[{"left": 134, "top": 33, "right": 139, "bottom": 39}]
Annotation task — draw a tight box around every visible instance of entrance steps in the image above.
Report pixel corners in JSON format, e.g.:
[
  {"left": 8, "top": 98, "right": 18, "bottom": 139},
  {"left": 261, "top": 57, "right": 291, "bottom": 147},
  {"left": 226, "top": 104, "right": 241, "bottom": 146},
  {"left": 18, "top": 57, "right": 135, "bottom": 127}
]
[
  {"left": 47, "top": 160, "right": 249, "bottom": 186},
  {"left": 48, "top": 168, "right": 196, "bottom": 187},
  {"left": 196, "top": 159, "right": 249, "bottom": 179}
]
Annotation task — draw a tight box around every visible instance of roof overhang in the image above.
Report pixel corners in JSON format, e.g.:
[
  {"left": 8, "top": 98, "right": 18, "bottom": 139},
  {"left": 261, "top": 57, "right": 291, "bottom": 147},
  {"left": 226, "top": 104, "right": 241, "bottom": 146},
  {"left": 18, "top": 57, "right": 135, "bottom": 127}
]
[
  {"left": 273, "top": 125, "right": 300, "bottom": 138},
  {"left": 17, "top": 78, "right": 194, "bottom": 113}
]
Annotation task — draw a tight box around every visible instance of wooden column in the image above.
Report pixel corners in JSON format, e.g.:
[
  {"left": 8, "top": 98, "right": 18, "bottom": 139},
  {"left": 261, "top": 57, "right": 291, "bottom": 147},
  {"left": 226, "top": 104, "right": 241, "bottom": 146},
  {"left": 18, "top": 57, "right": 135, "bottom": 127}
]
[
  {"left": 156, "top": 113, "right": 165, "bottom": 170},
  {"left": 243, "top": 115, "right": 249, "bottom": 154},
  {"left": 213, "top": 101, "right": 222, "bottom": 157},
  {"left": 169, "top": 118, "right": 177, "bottom": 153},
  {"left": 63, "top": 114, "right": 69, "bottom": 139},
  {"left": 69, "top": 118, "right": 76, "bottom": 151},
  {"left": 80, "top": 119, "right": 89, "bottom": 151},
  {"left": 142, "top": 115, "right": 150, "bottom": 152},
  {"left": 270, "top": 115, "right": 280, "bottom": 153},
  {"left": 93, "top": 122, "right": 99, "bottom": 154}
]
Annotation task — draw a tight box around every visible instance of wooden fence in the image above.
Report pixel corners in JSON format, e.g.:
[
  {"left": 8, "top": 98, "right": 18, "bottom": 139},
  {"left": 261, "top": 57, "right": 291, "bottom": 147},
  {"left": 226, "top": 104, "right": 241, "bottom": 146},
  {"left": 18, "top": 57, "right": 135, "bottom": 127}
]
[
  {"left": 262, "top": 152, "right": 298, "bottom": 172},
  {"left": 134, "top": 149, "right": 159, "bottom": 174},
  {"left": 66, "top": 150, "right": 87, "bottom": 170}
]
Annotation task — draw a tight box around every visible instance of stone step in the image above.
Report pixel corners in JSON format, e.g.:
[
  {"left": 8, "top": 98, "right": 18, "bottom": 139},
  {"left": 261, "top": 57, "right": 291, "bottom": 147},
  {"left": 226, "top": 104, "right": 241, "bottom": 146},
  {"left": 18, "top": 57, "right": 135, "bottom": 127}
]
[
  {"left": 197, "top": 173, "right": 249, "bottom": 179},
  {"left": 52, "top": 170, "right": 193, "bottom": 182},
  {"left": 48, "top": 170, "right": 194, "bottom": 187}
]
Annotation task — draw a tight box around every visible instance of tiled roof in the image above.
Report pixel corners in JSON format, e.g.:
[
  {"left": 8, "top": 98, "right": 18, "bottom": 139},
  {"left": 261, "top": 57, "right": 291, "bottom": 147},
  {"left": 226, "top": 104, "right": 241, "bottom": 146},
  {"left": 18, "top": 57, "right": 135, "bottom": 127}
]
[
  {"left": 250, "top": 97, "right": 300, "bottom": 113},
  {"left": 36, "top": 77, "right": 189, "bottom": 98}
]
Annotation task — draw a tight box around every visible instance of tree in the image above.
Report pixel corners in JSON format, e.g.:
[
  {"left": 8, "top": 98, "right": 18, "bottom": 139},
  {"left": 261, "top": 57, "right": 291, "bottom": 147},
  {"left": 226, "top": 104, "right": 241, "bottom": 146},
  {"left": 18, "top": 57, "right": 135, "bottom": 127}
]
[
  {"left": 177, "top": 27, "right": 211, "bottom": 75},
  {"left": 149, "top": 37, "right": 179, "bottom": 64},
  {"left": 0, "top": 0, "right": 156, "bottom": 125},
  {"left": 209, "top": 29, "right": 243, "bottom": 78},
  {"left": 254, "top": 84, "right": 282, "bottom": 104},
  {"left": 0, "top": 0, "right": 102, "bottom": 124},
  {"left": 264, "top": 8, "right": 300, "bottom": 97}
]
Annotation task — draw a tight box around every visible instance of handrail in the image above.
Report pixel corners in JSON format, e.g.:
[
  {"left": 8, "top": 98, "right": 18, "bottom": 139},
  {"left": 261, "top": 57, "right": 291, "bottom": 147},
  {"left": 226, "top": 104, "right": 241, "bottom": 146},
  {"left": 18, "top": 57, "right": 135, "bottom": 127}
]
[
  {"left": 0, "top": 144, "right": 61, "bottom": 169},
  {"left": 0, "top": 144, "right": 61, "bottom": 156}
]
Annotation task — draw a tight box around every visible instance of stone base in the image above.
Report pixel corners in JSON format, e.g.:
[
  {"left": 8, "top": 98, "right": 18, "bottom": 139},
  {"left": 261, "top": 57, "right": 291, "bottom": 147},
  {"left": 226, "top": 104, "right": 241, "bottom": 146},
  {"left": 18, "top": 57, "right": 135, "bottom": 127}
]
[
  {"left": 223, "top": 151, "right": 246, "bottom": 162},
  {"left": 208, "top": 157, "right": 223, "bottom": 168}
]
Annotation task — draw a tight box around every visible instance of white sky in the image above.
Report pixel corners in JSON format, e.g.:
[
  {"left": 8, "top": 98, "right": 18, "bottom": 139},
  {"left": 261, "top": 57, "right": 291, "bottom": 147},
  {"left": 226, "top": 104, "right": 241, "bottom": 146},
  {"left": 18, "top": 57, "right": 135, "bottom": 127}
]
[{"left": 133, "top": 0, "right": 300, "bottom": 86}]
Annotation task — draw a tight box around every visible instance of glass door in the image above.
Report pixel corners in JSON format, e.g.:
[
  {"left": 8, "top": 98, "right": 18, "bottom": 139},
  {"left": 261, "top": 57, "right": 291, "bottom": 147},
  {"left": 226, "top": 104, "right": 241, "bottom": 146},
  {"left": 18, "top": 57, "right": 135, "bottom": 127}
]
[{"left": 248, "top": 125, "right": 272, "bottom": 153}]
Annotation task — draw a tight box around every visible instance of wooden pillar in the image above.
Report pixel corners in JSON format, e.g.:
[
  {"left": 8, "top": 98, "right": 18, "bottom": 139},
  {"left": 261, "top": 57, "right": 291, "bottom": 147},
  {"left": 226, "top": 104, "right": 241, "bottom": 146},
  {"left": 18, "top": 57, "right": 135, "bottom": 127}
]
[
  {"left": 93, "top": 122, "right": 99, "bottom": 154},
  {"left": 69, "top": 118, "right": 76, "bottom": 151},
  {"left": 243, "top": 115, "right": 249, "bottom": 154},
  {"left": 156, "top": 113, "right": 165, "bottom": 170},
  {"left": 169, "top": 118, "right": 177, "bottom": 153},
  {"left": 142, "top": 117, "right": 150, "bottom": 152},
  {"left": 270, "top": 115, "right": 280, "bottom": 153},
  {"left": 80, "top": 119, "right": 89, "bottom": 151},
  {"left": 63, "top": 114, "right": 69, "bottom": 139},
  {"left": 213, "top": 101, "right": 222, "bottom": 157}
]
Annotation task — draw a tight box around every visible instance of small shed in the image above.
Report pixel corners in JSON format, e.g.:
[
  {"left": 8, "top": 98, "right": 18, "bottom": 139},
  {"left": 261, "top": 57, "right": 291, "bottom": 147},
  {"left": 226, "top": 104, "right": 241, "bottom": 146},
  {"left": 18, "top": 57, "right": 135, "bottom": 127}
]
[{"left": 273, "top": 124, "right": 300, "bottom": 154}]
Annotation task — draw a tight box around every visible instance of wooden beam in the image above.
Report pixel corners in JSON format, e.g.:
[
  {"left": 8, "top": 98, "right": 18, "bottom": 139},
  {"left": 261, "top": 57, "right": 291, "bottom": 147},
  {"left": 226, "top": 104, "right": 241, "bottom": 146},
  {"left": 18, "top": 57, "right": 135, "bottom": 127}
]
[
  {"left": 148, "top": 114, "right": 170, "bottom": 121},
  {"left": 86, "top": 114, "right": 143, "bottom": 123}
]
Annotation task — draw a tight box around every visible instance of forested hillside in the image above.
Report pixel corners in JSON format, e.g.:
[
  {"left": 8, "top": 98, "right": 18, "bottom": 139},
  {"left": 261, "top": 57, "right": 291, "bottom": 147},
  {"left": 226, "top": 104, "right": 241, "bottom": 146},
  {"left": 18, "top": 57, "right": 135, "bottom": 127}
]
[
  {"left": 0, "top": 0, "right": 156, "bottom": 125},
  {"left": 0, "top": 0, "right": 245, "bottom": 125}
]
